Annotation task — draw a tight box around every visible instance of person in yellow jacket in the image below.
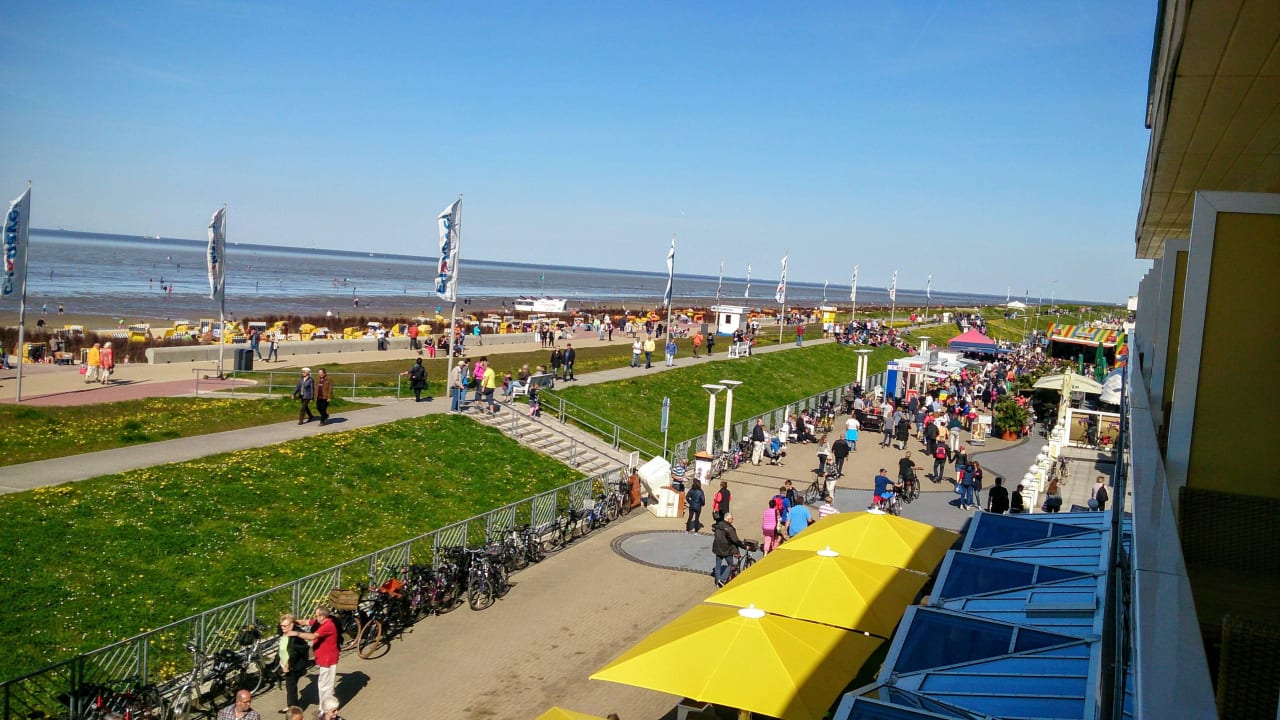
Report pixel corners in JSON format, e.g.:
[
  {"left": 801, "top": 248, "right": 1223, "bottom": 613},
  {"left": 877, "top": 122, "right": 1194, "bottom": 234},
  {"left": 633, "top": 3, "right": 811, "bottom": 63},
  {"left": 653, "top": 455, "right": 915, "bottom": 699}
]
[
  {"left": 642, "top": 336, "right": 656, "bottom": 369},
  {"left": 481, "top": 359, "right": 499, "bottom": 414},
  {"left": 84, "top": 342, "right": 102, "bottom": 383}
]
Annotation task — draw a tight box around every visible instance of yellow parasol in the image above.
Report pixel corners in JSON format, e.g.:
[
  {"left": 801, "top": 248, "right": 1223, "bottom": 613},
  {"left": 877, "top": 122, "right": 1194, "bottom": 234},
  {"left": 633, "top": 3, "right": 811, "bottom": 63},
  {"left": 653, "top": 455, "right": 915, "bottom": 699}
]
[
  {"left": 590, "top": 604, "right": 882, "bottom": 720},
  {"left": 706, "top": 547, "right": 927, "bottom": 636},
  {"left": 535, "top": 708, "right": 608, "bottom": 720},
  {"left": 776, "top": 511, "right": 957, "bottom": 573}
]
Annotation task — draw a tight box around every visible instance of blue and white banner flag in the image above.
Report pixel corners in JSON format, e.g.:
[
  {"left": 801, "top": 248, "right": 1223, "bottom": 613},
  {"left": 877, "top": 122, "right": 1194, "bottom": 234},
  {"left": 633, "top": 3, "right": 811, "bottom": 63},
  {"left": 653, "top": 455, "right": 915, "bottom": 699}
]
[
  {"left": 889, "top": 270, "right": 898, "bottom": 303},
  {"left": 435, "top": 199, "right": 461, "bottom": 302},
  {"left": 850, "top": 265, "right": 858, "bottom": 303},
  {"left": 716, "top": 260, "right": 724, "bottom": 303},
  {"left": 2, "top": 187, "right": 31, "bottom": 300},
  {"left": 774, "top": 255, "right": 787, "bottom": 305},
  {"left": 744, "top": 264, "right": 751, "bottom": 299},
  {"left": 207, "top": 207, "right": 226, "bottom": 302},
  {"left": 926, "top": 273, "right": 932, "bottom": 301},
  {"left": 662, "top": 235, "right": 676, "bottom": 307}
]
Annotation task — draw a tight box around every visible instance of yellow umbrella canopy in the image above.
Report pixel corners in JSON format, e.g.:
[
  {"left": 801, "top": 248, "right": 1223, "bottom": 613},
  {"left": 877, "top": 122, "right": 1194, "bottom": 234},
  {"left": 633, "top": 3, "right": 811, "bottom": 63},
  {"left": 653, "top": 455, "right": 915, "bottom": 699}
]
[
  {"left": 535, "top": 708, "right": 607, "bottom": 720},
  {"left": 706, "top": 547, "right": 928, "bottom": 636},
  {"left": 590, "top": 604, "right": 883, "bottom": 720},
  {"left": 777, "top": 511, "right": 957, "bottom": 573}
]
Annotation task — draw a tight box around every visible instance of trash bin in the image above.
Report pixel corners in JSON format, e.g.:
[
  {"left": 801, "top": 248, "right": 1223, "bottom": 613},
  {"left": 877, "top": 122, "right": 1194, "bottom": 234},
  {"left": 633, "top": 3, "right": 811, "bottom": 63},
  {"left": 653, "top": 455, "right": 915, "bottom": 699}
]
[{"left": 234, "top": 347, "right": 253, "bottom": 372}]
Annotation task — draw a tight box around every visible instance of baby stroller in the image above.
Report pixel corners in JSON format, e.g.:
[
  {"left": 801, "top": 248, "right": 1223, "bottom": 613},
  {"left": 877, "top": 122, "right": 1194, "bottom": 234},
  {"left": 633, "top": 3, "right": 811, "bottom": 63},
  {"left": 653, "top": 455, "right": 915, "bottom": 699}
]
[{"left": 763, "top": 437, "right": 786, "bottom": 465}]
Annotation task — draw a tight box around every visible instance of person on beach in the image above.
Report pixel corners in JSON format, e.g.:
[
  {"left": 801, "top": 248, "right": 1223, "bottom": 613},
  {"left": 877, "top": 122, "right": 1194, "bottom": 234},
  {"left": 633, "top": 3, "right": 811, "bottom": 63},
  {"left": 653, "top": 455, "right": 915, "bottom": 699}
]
[
  {"left": 267, "top": 333, "right": 280, "bottom": 362},
  {"left": 665, "top": 335, "right": 677, "bottom": 367},
  {"left": 293, "top": 368, "right": 316, "bottom": 424},
  {"left": 562, "top": 344, "right": 576, "bottom": 381},
  {"left": 84, "top": 342, "right": 102, "bottom": 383},
  {"left": 692, "top": 331, "right": 703, "bottom": 358},
  {"left": 99, "top": 342, "right": 115, "bottom": 383}
]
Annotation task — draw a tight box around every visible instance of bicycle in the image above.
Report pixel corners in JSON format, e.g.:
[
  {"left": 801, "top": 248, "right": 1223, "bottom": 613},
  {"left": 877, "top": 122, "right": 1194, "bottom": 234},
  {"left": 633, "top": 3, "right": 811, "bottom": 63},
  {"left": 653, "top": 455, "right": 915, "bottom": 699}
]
[
  {"left": 354, "top": 576, "right": 414, "bottom": 659},
  {"left": 877, "top": 489, "right": 903, "bottom": 516},
  {"left": 163, "top": 628, "right": 271, "bottom": 720},
  {"left": 465, "top": 546, "right": 510, "bottom": 611},
  {"left": 717, "top": 539, "right": 760, "bottom": 586},
  {"left": 325, "top": 587, "right": 380, "bottom": 658},
  {"left": 62, "top": 676, "right": 164, "bottom": 720}
]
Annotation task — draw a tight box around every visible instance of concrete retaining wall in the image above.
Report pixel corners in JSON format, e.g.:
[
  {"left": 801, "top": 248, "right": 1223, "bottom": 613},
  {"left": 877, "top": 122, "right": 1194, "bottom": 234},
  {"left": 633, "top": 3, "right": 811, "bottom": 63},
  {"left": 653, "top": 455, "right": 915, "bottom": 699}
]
[{"left": 144, "top": 332, "right": 541, "bottom": 364}]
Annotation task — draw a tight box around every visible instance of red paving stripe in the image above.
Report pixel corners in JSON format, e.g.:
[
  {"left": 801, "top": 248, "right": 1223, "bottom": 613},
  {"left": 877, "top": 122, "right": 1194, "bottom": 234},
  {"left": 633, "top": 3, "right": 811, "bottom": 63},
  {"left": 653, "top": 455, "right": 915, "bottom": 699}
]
[{"left": 1, "top": 378, "right": 253, "bottom": 406}]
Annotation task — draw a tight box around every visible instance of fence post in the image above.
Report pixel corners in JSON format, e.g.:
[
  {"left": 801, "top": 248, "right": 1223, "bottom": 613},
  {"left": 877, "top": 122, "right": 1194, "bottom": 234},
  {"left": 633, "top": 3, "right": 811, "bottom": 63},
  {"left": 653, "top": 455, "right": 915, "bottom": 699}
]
[{"left": 351, "top": 373, "right": 357, "bottom": 400}]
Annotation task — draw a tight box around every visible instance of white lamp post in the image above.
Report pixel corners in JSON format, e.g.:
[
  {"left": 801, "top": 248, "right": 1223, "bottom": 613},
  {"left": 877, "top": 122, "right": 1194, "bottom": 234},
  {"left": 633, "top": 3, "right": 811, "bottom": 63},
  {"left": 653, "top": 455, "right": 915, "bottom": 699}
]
[
  {"left": 855, "top": 348, "right": 873, "bottom": 386},
  {"left": 720, "top": 380, "right": 743, "bottom": 453},
  {"left": 702, "top": 384, "right": 726, "bottom": 454}
]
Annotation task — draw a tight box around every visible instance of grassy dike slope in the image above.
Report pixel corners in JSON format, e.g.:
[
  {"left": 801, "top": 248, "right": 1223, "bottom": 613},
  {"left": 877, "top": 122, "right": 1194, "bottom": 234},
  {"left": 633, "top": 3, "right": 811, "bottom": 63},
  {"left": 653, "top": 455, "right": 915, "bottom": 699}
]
[
  {"left": 0, "top": 414, "right": 582, "bottom": 680},
  {"left": 549, "top": 343, "right": 904, "bottom": 449}
]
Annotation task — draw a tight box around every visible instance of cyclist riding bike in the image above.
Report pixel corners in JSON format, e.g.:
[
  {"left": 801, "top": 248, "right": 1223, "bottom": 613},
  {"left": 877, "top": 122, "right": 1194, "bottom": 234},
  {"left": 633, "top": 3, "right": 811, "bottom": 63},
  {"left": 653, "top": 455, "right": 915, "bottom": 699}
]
[{"left": 897, "top": 452, "right": 921, "bottom": 500}]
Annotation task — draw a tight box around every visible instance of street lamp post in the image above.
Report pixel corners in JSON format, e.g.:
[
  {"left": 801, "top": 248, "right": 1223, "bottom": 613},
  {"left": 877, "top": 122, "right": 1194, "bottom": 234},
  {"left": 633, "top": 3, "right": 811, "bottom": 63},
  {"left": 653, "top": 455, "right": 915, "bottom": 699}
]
[{"left": 720, "top": 380, "right": 743, "bottom": 454}]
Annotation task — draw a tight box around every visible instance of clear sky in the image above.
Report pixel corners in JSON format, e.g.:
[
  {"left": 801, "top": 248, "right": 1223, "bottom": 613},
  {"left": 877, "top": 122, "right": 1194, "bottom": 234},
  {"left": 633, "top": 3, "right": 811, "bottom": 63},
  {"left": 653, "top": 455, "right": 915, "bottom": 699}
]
[{"left": 0, "top": 1, "right": 1155, "bottom": 303}]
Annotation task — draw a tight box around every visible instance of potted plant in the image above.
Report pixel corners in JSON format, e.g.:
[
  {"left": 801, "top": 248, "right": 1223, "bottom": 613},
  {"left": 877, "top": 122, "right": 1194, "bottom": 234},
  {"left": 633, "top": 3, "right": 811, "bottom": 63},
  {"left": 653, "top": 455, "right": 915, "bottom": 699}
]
[{"left": 993, "top": 398, "right": 1030, "bottom": 440}]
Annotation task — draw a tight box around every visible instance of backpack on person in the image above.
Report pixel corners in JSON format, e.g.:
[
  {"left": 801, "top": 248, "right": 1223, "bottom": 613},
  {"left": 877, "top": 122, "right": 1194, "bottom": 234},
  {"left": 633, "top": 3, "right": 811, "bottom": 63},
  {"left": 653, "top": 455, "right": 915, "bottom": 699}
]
[{"left": 935, "top": 445, "right": 947, "bottom": 460}]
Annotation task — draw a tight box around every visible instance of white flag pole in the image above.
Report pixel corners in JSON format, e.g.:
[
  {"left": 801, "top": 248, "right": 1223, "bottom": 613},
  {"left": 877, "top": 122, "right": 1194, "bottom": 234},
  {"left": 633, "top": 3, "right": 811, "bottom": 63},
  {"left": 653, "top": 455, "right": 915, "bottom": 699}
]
[
  {"left": 13, "top": 182, "right": 31, "bottom": 402},
  {"left": 664, "top": 234, "right": 675, "bottom": 343},
  {"left": 850, "top": 265, "right": 858, "bottom": 326},
  {"left": 889, "top": 270, "right": 899, "bottom": 330},
  {"left": 443, "top": 195, "right": 462, "bottom": 409}
]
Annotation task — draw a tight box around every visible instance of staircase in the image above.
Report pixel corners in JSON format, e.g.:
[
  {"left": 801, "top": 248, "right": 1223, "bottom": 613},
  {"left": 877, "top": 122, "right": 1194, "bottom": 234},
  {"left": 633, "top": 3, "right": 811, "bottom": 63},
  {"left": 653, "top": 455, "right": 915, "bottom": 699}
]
[{"left": 461, "top": 401, "right": 629, "bottom": 476}]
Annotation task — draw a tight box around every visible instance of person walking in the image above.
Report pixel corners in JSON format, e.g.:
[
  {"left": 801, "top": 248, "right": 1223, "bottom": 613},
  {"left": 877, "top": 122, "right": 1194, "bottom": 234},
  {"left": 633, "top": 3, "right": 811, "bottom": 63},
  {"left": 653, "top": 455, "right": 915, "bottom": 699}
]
[
  {"left": 691, "top": 331, "right": 703, "bottom": 358},
  {"left": 685, "top": 478, "right": 705, "bottom": 534},
  {"left": 1010, "top": 483, "right": 1026, "bottom": 514},
  {"left": 630, "top": 338, "right": 643, "bottom": 368},
  {"left": 315, "top": 368, "right": 334, "bottom": 425},
  {"left": 986, "top": 476, "right": 1010, "bottom": 514},
  {"left": 276, "top": 614, "right": 310, "bottom": 713},
  {"left": 665, "top": 335, "right": 677, "bottom": 367},
  {"left": 1092, "top": 476, "right": 1110, "bottom": 511},
  {"left": 266, "top": 332, "right": 280, "bottom": 362},
  {"left": 1042, "top": 478, "right": 1063, "bottom": 512},
  {"left": 449, "top": 360, "right": 466, "bottom": 412},
  {"left": 288, "top": 607, "right": 339, "bottom": 712},
  {"left": 401, "top": 357, "right": 427, "bottom": 402},
  {"left": 249, "top": 328, "right": 263, "bottom": 360},
  {"left": 711, "top": 513, "right": 746, "bottom": 587},
  {"left": 642, "top": 335, "right": 656, "bottom": 368},
  {"left": 712, "top": 480, "right": 731, "bottom": 522},
  {"left": 562, "top": 343, "right": 576, "bottom": 381},
  {"left": 293, "top": 368, "right": 315, "bottom": 424},
  {"left": 84, "top": 342, "right": 102, "bottom": 383},
  {"left": 481, "top": 360, "right": 498, "bottom": 414},
  {"left": 844, "top": 415, "right": 859, "bottom": 451},
  {"left": 705, "top": 333, "right": 715, "bottom": 356},
  {"left": 549, "top": 346, "right": 563, "bottom": 380},
  {"left": 98, "top": 342, "right": 115, "bottom": 384},
  {"left": 831, "top": 436, "right": 850, "bottom": 478},
  {"left": 750, "top": 419, "right": 768, "bottom": 465},
  {"left": 796, "top": 324, "right": 804, "bottom": 346},
  {"left": 761, "top": 498, "right": 782, "bottom": 554}
]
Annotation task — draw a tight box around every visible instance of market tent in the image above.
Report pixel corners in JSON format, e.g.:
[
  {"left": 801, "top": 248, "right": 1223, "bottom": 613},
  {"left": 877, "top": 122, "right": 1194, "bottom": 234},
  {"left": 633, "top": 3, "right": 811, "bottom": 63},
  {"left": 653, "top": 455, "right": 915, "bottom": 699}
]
[
  {"left": 1099, "top": 369, "right": 1124, "bottom": 405},
  {"left": 1006, "top": 300, "right": 1028, "bottom": 309},
  {"left": 948, "top": 329, "right": 1007, "bottom": 354},
  {"left": 705, "top": 546, "right": 928, "bottom": 637},
  {"left": 590, "top": 604, "right": 883, "bottom": 720},
  {"left": 1033, "top": 372, "right": 1103, "bottom": 395}
]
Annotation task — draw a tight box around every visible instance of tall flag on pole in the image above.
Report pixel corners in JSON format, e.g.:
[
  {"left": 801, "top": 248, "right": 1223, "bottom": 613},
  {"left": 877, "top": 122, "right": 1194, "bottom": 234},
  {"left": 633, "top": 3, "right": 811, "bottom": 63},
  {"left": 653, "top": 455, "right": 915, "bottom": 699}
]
[
  {"left": 662, "top": 235, "right": 676, "bottom": 307},
  {"left": 823, "top": 280, "right": 829, "bottom": 302},
  {"left": 206, "top": 207, "right": 226, "bottom": 302},
  {"left": 926, "top": 274, "right": 932, "bottom": 301},
  {"left": 744, "top": 264, "right": 751, "bottom": 299},
  {"left": 2, "top": 187, "right": 31, "bottom": 301},
  {"left": 888, "top": 270, "right": 898, "bottom": 302},
  {"left": 774, "top": 255, "right": 788, "bottom": 304},
  {"left": 850, "top": 266, "right": 858, "bottom": 302},
  {"left": 716, "top": 260, "right": 723, "bottom": 303},
  {"left": 435, "top": 199, "right": 461, "bottom": 302}
]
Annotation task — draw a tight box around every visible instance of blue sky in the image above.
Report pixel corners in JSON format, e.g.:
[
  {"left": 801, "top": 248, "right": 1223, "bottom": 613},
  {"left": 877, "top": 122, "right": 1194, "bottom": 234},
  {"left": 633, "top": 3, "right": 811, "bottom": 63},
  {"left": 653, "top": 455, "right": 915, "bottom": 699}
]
[{"left": 0, "top": 1, "right": 1155, "bottom": 303}]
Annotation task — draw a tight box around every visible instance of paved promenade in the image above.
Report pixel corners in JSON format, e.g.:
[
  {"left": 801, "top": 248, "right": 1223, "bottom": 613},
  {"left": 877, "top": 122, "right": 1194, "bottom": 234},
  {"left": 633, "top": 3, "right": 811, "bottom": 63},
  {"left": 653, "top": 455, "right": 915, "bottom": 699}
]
[{"left": 0, "top": 334, "right": 1122, "bottom": 718}]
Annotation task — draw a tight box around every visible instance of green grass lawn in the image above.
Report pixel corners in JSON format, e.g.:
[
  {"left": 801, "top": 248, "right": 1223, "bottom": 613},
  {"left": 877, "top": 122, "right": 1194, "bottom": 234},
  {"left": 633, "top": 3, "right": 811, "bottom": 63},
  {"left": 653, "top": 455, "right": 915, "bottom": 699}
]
[
  {"left": 0, "top": 414, "right": 584, "bottom": 681},
  {"left": 548, "top": 343, "right": 904, "bottom": 447},
  {"left": 0, "top": 397, "right": 368, "bottom": 466}
]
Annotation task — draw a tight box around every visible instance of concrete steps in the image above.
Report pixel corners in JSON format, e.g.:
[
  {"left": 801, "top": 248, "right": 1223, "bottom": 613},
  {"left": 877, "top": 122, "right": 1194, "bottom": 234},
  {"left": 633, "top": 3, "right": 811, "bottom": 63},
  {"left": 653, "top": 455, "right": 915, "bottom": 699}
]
[{"left": 460, "top": 402, "right": 626, "bottom": 475}]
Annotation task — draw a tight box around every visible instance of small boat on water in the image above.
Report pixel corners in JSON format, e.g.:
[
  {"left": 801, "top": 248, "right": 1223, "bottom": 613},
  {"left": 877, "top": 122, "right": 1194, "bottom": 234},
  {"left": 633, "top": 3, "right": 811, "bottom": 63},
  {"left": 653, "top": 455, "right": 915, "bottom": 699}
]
[{"left": 514, "top": 297, "right": 567, "bottom": 313}]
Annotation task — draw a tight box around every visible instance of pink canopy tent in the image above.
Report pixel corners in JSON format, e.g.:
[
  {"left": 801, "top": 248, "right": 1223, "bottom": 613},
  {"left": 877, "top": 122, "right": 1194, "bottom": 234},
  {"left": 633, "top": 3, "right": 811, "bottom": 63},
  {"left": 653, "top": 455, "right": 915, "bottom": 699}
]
[{"left": 948, "top": 329, "right": 1006, "bottom": 354}]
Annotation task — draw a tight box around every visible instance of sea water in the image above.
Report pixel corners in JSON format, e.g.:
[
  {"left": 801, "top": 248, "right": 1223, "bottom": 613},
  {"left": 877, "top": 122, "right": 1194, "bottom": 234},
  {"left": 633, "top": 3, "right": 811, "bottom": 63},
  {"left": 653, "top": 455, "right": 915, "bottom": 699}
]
[{"left": 16, "top": 230, "right": 996, "bottom": 320}]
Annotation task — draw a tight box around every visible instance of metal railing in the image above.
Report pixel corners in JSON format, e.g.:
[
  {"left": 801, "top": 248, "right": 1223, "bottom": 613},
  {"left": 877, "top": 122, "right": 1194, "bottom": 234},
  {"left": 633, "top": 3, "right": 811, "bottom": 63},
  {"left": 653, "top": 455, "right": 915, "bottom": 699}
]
[
  {"left": 538, "top": 392, "right": 668, "bottom": 460},
  {"left": 0, "top": 467, "right": 622, "bottom": 720},
  {"left": 191, "top": 368, "right": 414, "bottom": 400},
  {"left": 485, "top": 400, "right": 627, "bottom": 471}
]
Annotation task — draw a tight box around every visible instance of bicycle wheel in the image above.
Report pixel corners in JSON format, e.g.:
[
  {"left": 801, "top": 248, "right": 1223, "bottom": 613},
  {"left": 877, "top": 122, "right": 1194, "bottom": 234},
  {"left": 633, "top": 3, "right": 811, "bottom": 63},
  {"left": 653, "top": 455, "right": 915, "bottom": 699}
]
[
  {"left": 606, "top": 497, "right": 621, "bottom": 522},
  {"left": 468, "top": 573, "right": 494, "bottom": 610},
  {"left": 494, "top": 564, "right": 511, "bottom": 598},
  {"left": 237, "top": 653, "right": 266, "bottom": 695},
  {"left": 167, "top": 687, "right": 195, "bottom": 720},
  {"left": 337, "top": 613, "right": 360, "bottom": 652},
  {"left": 356, "top": 619, "right": 384, "bottom": 659}
]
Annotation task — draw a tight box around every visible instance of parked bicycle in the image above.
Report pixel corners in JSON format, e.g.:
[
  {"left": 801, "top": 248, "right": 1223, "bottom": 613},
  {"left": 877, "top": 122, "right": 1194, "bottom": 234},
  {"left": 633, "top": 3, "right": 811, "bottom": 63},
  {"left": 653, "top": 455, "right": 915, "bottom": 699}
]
[
  {"left": 58, "top": 675, "right": 164, "bottom": 720},
  {"left": 162, "top": 621, "right": 273, "bottom": 720},
  {"left": 465, "top": 546, "right": 510, "bottom": 611}
]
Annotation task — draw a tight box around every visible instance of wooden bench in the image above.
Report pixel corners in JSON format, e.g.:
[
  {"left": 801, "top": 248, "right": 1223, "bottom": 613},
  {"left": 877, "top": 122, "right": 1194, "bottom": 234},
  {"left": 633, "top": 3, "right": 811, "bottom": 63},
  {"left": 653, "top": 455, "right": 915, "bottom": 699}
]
[
  {"left": 727, "top": 342, "right": 751, "bottom": 358},
  {"left": 510, "top": 372, "right": 555, "bottom": 398}
]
